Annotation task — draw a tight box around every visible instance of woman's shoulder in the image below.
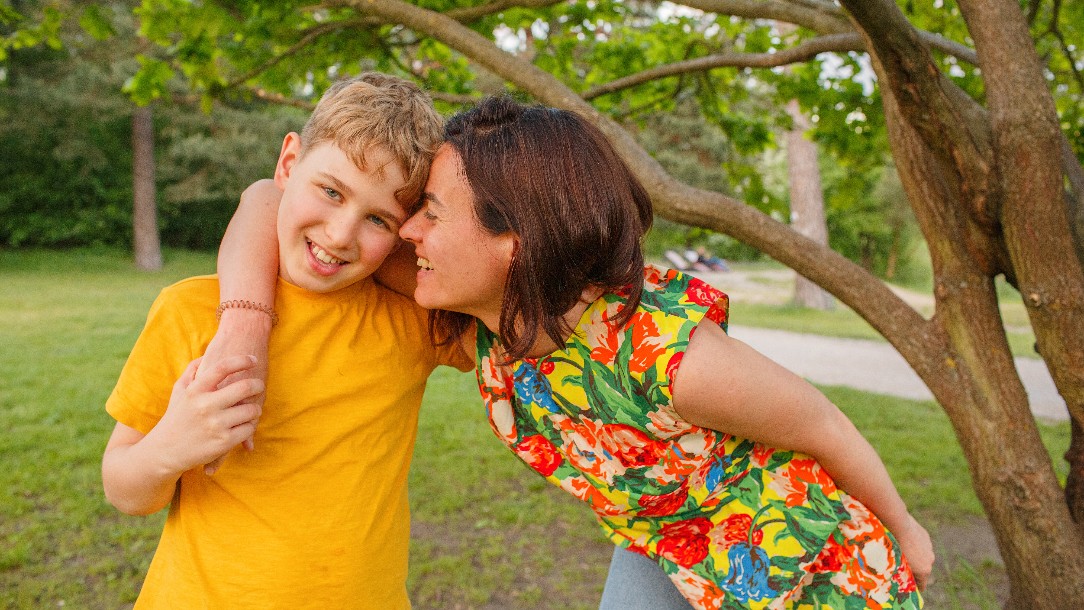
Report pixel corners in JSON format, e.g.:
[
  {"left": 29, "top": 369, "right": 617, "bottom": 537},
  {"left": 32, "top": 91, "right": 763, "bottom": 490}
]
[{"left": 627, "top": 265, "right": 729, "bottom": 330}]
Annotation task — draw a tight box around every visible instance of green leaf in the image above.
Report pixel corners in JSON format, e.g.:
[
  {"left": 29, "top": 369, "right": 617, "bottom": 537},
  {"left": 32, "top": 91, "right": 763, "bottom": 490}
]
[
  {"left": 79, "top": 6, "right": 115, "bottom": 41},
  {"left": 123, "top": 56, "right": 175, "bottom": 106}
]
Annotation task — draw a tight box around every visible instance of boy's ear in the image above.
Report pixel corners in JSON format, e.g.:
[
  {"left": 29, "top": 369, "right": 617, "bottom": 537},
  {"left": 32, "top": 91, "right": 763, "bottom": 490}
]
[{"left": 274, "top": 132, "right": 302, "bottom": 189}]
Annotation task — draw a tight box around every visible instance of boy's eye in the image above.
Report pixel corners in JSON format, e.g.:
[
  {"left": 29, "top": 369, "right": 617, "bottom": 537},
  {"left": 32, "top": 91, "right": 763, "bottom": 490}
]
[
  {"left": 323, "top": 187, "right": 341, "bottom": 200},
  {"left": 368, "top": 215, "right": 389, "bottom": 229}
]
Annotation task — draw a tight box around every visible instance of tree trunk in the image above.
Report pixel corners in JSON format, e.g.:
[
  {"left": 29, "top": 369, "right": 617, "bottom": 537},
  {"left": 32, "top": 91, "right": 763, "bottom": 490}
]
[
  {"left": 785, "top": 98, "right": 834, "bottom": 310},
  {"left": 132, "top": 104, "right": 162, "bottom": 271},
  {"left": 840, "top": 1, "right": 1084, "bottom": 606},
  {"left": 956, "top": 0, "right": 1084, "bottom": 533}
]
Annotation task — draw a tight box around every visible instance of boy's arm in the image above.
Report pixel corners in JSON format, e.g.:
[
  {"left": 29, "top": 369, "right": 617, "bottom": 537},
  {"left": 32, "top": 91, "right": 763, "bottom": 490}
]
[{"left": 102, "top": 356, "right": 264, "bottom": 515}]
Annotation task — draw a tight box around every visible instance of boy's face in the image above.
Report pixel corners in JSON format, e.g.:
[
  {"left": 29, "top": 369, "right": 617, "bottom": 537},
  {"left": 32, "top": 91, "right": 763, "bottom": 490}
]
[{"left": 273, "top": 133, "right": 408, "bottom": 293}]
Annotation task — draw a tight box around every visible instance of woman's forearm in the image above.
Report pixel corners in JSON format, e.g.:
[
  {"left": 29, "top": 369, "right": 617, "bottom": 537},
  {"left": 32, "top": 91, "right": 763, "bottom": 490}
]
[
  {"left": 218, "top": 179, "right": 281, "bottom": 305},
  {"left": 812, "top": 411, "right": 911, "bottom": 531}
]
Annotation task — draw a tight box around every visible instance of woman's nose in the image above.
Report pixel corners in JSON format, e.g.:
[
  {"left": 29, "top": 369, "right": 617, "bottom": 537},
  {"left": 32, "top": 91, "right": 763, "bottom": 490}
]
[{"left": 399, "top": 212, "right": 421, "bottom": 242}]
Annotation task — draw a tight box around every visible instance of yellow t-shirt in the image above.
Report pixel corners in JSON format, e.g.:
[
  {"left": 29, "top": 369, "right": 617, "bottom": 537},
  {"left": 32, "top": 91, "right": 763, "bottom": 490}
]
[{"left": 106, "top": 275, "right": 471, "bottom": 610}]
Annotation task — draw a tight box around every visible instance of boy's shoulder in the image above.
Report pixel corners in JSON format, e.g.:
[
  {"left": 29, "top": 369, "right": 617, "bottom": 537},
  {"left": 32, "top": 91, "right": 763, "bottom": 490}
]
[{"left": 153, "top": 274, "right": 220, "bottom": 310}]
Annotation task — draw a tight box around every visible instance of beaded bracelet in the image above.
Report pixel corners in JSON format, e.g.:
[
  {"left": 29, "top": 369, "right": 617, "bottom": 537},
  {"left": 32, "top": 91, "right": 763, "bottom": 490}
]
[{"left": 215, "top": 299, "right": 279, "bottom": 326}]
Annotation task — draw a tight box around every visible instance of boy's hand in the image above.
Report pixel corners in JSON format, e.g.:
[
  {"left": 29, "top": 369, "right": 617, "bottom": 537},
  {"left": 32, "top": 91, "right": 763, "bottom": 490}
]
[
  {"left": 146, "top": 355, "right": 264, "bottom": 477},
  {"left": 201, "top": 309, "right": 272, "bottom": 474}
]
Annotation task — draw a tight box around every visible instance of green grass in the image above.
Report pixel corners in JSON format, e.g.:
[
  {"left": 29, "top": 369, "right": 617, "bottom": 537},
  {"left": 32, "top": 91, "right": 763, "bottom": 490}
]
[{"left": 0, "top": 247, "right": 1070, "bottom": 609}]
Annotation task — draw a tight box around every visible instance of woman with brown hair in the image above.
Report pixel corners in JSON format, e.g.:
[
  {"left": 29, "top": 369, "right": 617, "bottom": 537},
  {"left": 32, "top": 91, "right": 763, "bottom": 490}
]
[{"left": 213, "top": 96, "right": 932, "bottom": 609}]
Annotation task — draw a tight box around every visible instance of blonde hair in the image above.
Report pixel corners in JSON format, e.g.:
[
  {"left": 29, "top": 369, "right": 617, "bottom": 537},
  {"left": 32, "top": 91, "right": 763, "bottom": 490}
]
[{"left": 300, "top": 73, "right": 443, "bottom": 206}]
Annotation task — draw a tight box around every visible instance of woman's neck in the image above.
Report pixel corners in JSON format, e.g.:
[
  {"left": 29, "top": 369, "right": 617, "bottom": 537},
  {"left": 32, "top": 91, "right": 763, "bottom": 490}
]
[{"left": 514, "top": 285, "right": 606, "bottom": 359}]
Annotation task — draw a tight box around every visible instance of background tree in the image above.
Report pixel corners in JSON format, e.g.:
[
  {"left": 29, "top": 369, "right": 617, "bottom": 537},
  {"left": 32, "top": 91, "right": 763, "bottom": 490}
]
[
  {"left": 0, "top": 1, "right": 303, "bottom": 252},
  {"left": 109, "top": 0, "right": 1084, "bottom": 605}
]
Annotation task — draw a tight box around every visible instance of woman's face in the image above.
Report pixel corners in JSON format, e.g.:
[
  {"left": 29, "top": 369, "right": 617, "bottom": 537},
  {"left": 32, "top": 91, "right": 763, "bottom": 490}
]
[{"left": 399, "top": 144, "right": 515, "bottom": 329}]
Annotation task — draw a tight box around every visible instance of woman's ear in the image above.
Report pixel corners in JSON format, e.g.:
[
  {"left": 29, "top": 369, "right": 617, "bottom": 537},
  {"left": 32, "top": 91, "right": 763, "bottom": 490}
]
[
  {"left": 580, "top": 285, "right": 604, "bottom": 304},
  {"left": 498, "top": 234, "right": 519, "bottom": 269},
  {"left": 273, "top": 132, "right": 302, "bottom": 189}
]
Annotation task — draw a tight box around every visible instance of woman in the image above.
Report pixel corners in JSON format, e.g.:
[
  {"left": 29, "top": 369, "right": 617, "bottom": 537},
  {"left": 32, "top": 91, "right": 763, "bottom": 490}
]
[{"left": 214, "top": 96, "right": 932, "bottom": 609}]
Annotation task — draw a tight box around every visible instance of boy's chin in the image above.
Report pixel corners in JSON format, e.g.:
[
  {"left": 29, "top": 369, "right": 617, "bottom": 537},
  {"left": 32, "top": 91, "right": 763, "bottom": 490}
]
[{"left": 280, "top": 268, "right": 367, "bottom": 294}]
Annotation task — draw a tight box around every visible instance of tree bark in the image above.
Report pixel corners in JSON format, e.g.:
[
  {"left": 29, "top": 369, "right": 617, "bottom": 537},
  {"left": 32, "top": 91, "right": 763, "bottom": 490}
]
[
  {"left": 785, "top": 99, "right": 834, "bottom": 310},
  {"left": 841, "top": 0, "right": 1084, "bottom": 606},
  {"left": 956, "top": 0, "right": 1084, "bottom": 531},
  {"left": 132, "top": 104, "right": 162, "bottom": 271}
]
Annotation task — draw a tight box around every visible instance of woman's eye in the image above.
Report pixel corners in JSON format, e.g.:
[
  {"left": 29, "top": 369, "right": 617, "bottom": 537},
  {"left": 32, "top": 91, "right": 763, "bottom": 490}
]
[{"left": 423, "top": 209, "right": 438, "bottom": 221}]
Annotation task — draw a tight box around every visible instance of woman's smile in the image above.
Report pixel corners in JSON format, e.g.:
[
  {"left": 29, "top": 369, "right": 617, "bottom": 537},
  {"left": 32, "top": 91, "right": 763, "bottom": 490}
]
[{"left": 399, "top": 144, "right": 515, "bottom": 330}]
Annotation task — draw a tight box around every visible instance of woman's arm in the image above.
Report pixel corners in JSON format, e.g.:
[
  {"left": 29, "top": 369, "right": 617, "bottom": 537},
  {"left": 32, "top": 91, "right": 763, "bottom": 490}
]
[
  {"left": 218, "top": 178, "right": 281, "bottom": 307},
  {"left": 672, "top": 321, "right": 934, "bottom": 588},
  {"left": 372, "top": 238, "right": 420, "bottom": 299},
  {"left": 206, "top": 178, "right": 281, "bottom": 378},
  {"left": 199, "top": 179, "right": 283, "bottom": 472}
]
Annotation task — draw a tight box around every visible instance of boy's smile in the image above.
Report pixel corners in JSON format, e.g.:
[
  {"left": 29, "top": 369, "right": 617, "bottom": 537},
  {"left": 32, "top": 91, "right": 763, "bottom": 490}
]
[{"left": 273, "top": 133, "right": 407, "bottom": 293}]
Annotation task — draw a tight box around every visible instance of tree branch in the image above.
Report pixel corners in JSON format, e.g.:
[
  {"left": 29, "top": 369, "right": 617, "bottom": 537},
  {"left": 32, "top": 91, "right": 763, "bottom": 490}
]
[
  {"left": 342, "top": 0, "right": 929, "bottom": 363},
  {"left": 837, "top": 0, "right": 996, "bottom": 228},
  {"left": 221, "top": 19, "right": 365, "bottom": 91},
  {"left": 581, "top": 28, "right": 976, "bottom": 100},
  {"left": 445, "top": 0, "right": 566, "bottom": 22},
  {"left": 584, "top": 32, "right": 862, "bottom": 99},
  {"left": 675, "top": 0, "right": 852, "bottom": 35},
  {"left": 322, "top": 0, "right": 566, "bottom": 24}
]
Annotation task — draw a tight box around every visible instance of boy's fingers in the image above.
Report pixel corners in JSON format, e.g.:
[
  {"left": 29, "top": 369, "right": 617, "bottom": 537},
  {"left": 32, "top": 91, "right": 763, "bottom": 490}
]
[
  {"left": 178, "top": 357, "right": 203, "bottom": 388},
  {"left": 203, "top": 454, "right": 227, "bottom": 476},
  {"left": 212, "top": 378, "right": 265, "bottom": 411},
  {"left": 191, "top": 354, "right": 258, "bottom": 392}
]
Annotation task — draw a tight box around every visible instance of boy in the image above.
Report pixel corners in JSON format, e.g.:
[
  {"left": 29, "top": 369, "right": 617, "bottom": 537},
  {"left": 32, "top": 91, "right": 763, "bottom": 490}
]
[{"left": 101, "top": 74, "right": 471, "bottom": 609}]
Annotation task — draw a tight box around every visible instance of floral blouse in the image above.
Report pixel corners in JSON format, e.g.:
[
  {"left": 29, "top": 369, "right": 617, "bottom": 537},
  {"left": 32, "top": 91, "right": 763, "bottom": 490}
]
[{"left": 475, "top": 266, "right": 921, "bottom": 609}]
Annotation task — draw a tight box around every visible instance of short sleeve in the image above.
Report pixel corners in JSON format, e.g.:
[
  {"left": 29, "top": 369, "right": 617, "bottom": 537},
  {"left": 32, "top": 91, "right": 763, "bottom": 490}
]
[
  {"left": 645, "top": 272, "right": 730, "bottom": 404},
  {"left": 106, "top": 285, "right": 206, "bottom": 435}
]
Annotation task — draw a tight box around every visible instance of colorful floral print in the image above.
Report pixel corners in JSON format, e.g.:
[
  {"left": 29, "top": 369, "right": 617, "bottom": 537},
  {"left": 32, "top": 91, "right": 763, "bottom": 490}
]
[{"left": 475, "top": 266, "right": 922, "bottom": 609}]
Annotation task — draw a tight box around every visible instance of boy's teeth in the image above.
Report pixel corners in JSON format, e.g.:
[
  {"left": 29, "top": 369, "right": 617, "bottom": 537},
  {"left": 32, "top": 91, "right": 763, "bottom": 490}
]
[
  {"left": 311, "top": 243, "right": 345, "bottom": 265},
  {"left": 417, "top": 257, "right": 433, "bottom": 270}
]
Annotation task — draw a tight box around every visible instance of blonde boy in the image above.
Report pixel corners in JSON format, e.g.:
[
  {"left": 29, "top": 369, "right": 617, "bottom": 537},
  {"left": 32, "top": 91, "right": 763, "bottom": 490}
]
[{"left": 102, "top": 74, "right": 471, "bottom": 609}]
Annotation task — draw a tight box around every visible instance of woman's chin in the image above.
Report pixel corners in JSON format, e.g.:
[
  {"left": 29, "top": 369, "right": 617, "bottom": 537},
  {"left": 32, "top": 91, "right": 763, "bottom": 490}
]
[{"left": 412, "top": 289, "right": 445, "bottom": 311}]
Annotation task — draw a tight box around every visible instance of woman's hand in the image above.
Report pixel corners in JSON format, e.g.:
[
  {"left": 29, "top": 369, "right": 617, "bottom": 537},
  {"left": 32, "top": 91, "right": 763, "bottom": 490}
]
[
  {"left": 199, "top": 309, "right": 271, "bottom": 474},
  {"left": 894, "top": 513, "right": 935, "bottom": 591}
]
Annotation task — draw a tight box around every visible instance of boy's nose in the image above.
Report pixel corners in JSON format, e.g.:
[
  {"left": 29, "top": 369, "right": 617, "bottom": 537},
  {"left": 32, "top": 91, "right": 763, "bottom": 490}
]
[{"left": 324, "top": 211, "right": 363, "bottom": 250}]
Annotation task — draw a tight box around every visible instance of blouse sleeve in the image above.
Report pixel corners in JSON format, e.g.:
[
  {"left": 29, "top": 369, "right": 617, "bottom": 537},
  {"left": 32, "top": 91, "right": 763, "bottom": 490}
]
[{"left": 619, "top": 269, "right": 730, "bottom": 409}]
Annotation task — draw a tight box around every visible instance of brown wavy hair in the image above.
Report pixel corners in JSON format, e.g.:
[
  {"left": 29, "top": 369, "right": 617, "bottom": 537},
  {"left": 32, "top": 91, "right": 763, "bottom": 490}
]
[{"left": 431, "top": 96, "right": 653, "bottom": 360}]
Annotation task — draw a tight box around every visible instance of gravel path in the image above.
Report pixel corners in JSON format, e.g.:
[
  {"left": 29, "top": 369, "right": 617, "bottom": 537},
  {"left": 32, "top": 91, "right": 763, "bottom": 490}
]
[
  {"left": 729, "top": 324, "right": 1068, "bottom": 422},
  {"left": 683, "top": 267, "right": 1069, "bottom": 422}
]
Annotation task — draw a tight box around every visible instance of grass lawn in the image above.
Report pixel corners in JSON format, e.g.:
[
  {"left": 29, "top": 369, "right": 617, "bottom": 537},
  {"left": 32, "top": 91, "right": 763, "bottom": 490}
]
[{"left": 0, "top": 247, "right": 1070, "bottom": 609}]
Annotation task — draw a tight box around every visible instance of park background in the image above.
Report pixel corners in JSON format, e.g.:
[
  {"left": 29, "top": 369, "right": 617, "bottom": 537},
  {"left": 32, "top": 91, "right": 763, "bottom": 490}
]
[{"left": 2, "top": 1, "right": 1082, "bottom": 608}]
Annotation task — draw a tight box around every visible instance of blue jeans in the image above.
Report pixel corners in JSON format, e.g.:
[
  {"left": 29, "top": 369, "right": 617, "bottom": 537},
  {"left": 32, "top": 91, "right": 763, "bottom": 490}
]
[{"left": 598, "top": 546, "right": 695, "bottom": 610}]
